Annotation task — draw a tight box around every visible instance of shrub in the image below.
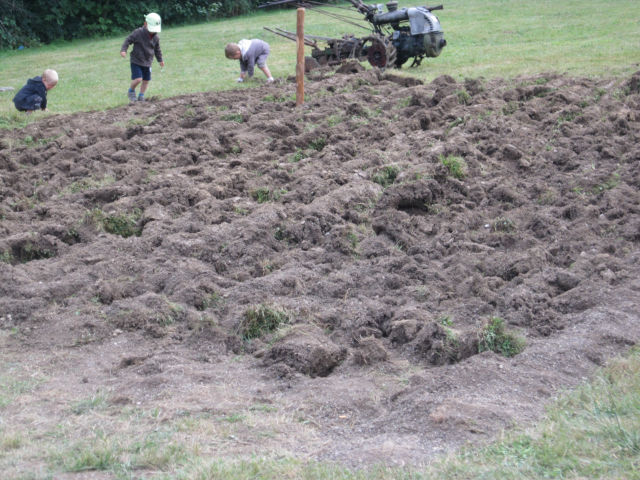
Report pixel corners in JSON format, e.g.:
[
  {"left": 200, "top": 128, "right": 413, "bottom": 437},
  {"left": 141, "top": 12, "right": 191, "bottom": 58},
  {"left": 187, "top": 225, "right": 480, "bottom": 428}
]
[{"left": 478, "top": 317, "right": 525, "bottom": 357}]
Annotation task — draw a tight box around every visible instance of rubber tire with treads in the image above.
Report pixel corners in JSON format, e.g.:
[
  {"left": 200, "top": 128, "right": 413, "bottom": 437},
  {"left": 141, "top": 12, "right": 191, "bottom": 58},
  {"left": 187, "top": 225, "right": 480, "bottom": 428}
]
[{"left": 362, "top": 34, "right": 397, "bottom": 70}]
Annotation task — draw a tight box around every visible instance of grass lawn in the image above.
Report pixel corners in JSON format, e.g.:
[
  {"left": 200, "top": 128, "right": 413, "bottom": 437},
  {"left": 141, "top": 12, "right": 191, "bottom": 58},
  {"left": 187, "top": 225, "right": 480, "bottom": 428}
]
[{"left": 0, "top": 0, "right": 639, "bottom": 119}]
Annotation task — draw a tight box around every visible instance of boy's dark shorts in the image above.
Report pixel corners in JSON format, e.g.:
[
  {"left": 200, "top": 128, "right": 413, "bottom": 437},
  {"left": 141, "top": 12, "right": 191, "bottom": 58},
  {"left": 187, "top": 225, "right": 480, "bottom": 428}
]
[{"left": 131, "top": 63, "right": 151, "bottom": 81}]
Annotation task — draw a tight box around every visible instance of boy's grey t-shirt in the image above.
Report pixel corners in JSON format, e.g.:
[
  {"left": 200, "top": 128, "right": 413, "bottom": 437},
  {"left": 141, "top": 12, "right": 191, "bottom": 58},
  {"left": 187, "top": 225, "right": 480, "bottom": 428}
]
[{"left": 239, "top": 39, "right": 270, "bottom": 77}]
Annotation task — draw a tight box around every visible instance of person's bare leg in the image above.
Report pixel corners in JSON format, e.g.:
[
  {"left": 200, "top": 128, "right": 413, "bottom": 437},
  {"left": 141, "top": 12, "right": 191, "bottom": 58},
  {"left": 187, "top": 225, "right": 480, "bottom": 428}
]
[
  {"left": 259, "top": 65, "right": 273, "bottom": 82},
  {"left": 139, "top": 80, "right": 150, "bottom": 94},
  {"left": 130, "top": 78, "right": 142, "bottom": 90}
]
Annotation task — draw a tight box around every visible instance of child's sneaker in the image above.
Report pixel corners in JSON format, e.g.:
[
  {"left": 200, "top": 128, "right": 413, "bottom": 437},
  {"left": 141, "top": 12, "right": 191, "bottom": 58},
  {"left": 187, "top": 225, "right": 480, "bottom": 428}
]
[
  {"left": 266, "top": 77, "right": 274, "bottom": 84},
  {"left": 137, "top": 94, "right": 145, "bottom": 102},
  {"left": 127, "top": 90, "right": 136, "bottom": 103}
]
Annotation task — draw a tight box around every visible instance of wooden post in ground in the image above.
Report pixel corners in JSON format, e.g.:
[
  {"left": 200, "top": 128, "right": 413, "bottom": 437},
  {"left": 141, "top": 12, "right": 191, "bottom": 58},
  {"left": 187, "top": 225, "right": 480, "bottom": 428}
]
[{"left": 296, "top": 8, "right": 305, "bottom": 107}]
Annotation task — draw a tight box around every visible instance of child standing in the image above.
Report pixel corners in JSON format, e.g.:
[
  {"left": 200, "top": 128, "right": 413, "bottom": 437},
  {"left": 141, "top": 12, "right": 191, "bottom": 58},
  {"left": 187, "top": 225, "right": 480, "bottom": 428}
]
[
  {"left": 13, "top": 69, "right": 58, "bottom": 112},
  {"left": 225, "top": 39, "right": 274, "bottom": 84},
  {"left": 120, "top": 12, "right": 164, "bottom": 103}
]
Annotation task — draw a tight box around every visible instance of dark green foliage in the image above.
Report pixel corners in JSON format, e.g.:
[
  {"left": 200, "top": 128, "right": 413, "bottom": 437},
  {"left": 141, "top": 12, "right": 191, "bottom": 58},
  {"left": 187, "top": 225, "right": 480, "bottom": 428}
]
[
  {"left": 237, "top": 304, "right": 290, "bottom": 340},
  {"left": 478, "top": 317, "right": 525, "bottom": 357},
  {"left": 0, "top": 0, "right": 276, "bottom": 49}
]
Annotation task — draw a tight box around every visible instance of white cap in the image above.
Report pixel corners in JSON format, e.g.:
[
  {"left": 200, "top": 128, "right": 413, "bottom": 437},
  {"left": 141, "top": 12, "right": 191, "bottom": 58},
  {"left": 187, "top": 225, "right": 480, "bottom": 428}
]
[{"left": 145, "top": 13, "right": 161, "bottom": 33}]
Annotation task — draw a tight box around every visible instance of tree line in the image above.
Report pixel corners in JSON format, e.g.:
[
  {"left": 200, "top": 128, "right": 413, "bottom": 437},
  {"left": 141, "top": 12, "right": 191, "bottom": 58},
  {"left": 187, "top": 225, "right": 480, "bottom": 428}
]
[{"left": 0, "top": 0, "right": 279, "bottom": 49}]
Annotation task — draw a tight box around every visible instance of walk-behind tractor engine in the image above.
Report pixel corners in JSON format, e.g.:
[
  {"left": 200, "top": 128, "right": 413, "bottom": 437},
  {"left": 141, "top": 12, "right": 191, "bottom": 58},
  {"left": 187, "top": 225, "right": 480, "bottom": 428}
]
[{"left": 261, "top": 0, "right": 446, "bottom": 70}]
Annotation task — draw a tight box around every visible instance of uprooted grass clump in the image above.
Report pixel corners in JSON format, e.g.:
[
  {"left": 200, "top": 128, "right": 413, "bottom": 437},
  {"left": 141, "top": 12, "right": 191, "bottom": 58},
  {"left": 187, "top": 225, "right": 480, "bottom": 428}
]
[
  {"left": 440, "top": 154, "right": 467, "bottom": 180},
  {"left": 87, "top": 208, "right": 143, "bottom": 238},
  {"left": 237, "top": 304, "right": 290, "bottom": 340},
  {"left": 372, "top": 165, "right": 399, "bottom": 188},
  {"left": 478, "top": 317, "right": 526, "bottom": 357},
  {"left": 250, "top": 187, "right": 287, "bottom": 203}
]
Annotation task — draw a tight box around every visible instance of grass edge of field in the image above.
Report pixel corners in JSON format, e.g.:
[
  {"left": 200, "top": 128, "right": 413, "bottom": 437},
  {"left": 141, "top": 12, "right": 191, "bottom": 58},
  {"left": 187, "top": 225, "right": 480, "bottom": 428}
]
[{"left": 2, "top": 347, "right": 638, "bottom": 479}]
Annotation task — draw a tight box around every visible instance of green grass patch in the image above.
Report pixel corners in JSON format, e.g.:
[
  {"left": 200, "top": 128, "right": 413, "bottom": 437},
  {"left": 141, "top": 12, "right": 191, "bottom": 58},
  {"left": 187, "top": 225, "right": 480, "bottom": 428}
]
[
  {"left": 60, "top": 175, "right": 116, "bottom": 195},
  {"left": 431, "top": 348, "right": 640, "bottom": 479},
  {"left": 237, "top": 304, "right": 290, "bottom": 340},
  {"left": 221, "top": 113, "right": 244, "bottom": 123},
  {"left": 440, "top": 154, "right": 467, "bottom": 180},
  {"left": 445, "top": 117, "right": 465, "bottom": 133},
  {"left": 493, "top": 217, "right": 517, "bottom": 233},
  {"left": 591, "top": 172, "right": 620, "bottom": 195},
  {"left": 87, "top": 208, "right": 143, "bottom": 237},
  {"left": 22, "top": 134, "right": 60, "bottom": 147},
  {"left": 309, "top": 137, "right": 327, "bottom": 152},
  {"left": 326, "top": 114, "right": 343, "bottom": 127},
  {"left": 478, "top": 317, "right": 525, "bottom": 358},
  {"left": 50, "top": 434, "right": 189, "bottom": 475},
  {"left": 70, "top": 392, "right": 109, "bottom": 415},
  {"left": 372, "top": 165, "right": 400, "bottom": 188},
  {"left": 456, "top": 89, "right": 471, "bottom": 105},
  {"left": 0, "top": 367, "right": 43, "bottom": 409},
  {"left": 0, "top": 432, "right": 23, "bottom": 452},
  {"left": 250, "top": 187, "right": 286, "bottom": 203},
  {"left": 289, "top": 148, "right": 308, "bottom": 163},
  {"left": 262, "top": 94, "right": 286, "bottom": 103},
  {"left": 197, "top": 292, "right": 225, "bottom": 312},
  {"left": 0, "top": 250, "right": 13, "bottom": 264},
  {"left": 126, "top": 115, "right": 157, "bottom": 127}
]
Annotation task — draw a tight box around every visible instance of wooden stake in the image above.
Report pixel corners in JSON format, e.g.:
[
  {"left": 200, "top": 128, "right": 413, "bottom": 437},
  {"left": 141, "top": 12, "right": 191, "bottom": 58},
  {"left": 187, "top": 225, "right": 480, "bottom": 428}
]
[{"left": 296, "top": 8, "right": 305, "bottom": 107}]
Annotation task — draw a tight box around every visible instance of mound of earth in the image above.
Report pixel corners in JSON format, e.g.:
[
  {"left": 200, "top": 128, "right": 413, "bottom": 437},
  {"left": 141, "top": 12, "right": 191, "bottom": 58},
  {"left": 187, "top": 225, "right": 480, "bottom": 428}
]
[{"left": 1, "top": 67, "right": 639, "bottom": 466}]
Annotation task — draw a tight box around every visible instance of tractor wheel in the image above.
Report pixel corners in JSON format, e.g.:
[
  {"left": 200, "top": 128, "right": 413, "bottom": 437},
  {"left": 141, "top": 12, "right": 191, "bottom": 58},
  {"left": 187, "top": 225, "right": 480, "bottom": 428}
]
[{"left": 363, "top": 34, "right": 397, "bottom": 70}]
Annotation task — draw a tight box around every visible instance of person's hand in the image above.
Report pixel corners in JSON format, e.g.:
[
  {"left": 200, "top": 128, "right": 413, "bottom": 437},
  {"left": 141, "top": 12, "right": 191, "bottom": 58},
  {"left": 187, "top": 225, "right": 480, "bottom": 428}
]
[
  {"left": 160, "top": 61, "right": 165, "bottom": 67},
  {"left": 120, "top": 51, "right": 126, "bottom": 58}
]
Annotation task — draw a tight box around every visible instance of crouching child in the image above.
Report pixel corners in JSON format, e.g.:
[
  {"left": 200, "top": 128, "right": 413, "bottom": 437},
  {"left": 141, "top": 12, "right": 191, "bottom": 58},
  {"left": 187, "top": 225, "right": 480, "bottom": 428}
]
[
  {"left": 13, "top": 69, "right": 58, "bottom": 112},
  {"left": 225, "top": 39, "right": 274, "bottom": 84}
]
